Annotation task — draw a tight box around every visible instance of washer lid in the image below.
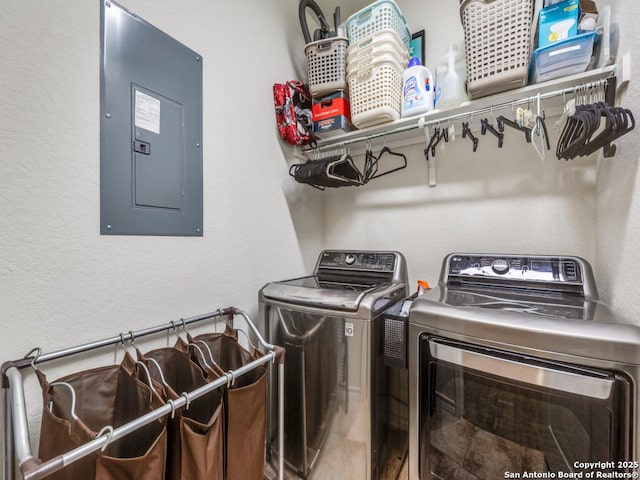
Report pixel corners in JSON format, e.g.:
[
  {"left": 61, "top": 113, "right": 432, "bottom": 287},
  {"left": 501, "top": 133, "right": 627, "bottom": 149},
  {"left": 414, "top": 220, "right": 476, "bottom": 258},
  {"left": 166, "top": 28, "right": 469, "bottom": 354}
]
[{"left": 260, "top": 275, "right": 386, "bottom": 311}]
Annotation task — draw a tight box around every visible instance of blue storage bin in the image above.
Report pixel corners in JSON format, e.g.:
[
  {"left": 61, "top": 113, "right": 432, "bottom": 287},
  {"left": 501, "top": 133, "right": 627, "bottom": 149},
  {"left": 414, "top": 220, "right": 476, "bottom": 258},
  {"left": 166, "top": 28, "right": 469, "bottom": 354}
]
[{"left": 529, "top": 31, "right": 597, "bottom": 84}]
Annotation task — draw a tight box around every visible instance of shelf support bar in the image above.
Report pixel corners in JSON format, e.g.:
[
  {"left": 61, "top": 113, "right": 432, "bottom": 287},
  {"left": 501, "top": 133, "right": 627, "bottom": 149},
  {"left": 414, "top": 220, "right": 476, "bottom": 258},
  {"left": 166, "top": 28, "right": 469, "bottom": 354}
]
[
  {"left": 304, "top": 67, "right": 617, "bottom": 154},
  {"left": 420, "top": 117, "right": 436, "bottom": 187}
]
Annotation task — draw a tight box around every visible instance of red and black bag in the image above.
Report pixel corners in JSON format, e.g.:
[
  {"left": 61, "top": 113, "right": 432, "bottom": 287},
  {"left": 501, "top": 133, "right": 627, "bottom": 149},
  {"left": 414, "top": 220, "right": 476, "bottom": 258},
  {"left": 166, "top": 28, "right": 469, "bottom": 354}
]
[{"left": 273, "top": 80, "right": 317, "bottom": 148}]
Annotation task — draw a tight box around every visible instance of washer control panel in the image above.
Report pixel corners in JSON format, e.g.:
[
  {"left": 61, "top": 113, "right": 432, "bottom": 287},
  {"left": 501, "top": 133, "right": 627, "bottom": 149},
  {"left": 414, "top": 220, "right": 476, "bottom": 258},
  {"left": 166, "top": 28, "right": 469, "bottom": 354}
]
[
  {"left": 446, "top": 254, "right": 582, "bottom": 285},
  {"left": 319, "top": 251, "right": 397, "bottom": 272}
]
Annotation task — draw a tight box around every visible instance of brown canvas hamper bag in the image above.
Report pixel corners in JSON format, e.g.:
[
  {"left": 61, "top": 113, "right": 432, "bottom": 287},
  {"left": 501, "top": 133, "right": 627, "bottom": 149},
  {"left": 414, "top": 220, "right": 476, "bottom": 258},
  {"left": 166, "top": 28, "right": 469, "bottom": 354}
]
[
  {"left": 138, "top": 337, "right": 224, "bottom": 480},
  {"left": 37, "top": 353, "right": 167, "bottom": 480},
  {"left": 189, "top": 327, "right": 268, "bottom": 480}
]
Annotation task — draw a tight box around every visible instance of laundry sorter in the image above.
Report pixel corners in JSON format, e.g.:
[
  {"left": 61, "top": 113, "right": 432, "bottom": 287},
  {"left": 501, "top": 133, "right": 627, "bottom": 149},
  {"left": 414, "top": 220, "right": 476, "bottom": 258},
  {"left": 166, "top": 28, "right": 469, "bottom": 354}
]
[{"left": 2, "top": 307, "right": 285, "bottom": 480}]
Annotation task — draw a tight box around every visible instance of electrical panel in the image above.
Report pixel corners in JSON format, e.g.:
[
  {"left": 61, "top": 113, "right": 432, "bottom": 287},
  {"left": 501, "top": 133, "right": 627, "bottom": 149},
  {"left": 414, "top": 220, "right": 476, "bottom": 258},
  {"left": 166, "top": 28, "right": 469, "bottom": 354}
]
[{"left": 100, "top": 1, "right": 203, "bottom": 236}]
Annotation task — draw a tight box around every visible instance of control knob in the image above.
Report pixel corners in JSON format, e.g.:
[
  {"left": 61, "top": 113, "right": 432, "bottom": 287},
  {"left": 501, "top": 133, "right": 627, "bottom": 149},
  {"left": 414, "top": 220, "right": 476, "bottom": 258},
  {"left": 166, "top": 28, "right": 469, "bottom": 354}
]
[
  {"left": 492, "top": 259, "right": 509, "bottom": 274},
  {"left": 345, "top": 254, "right": 356, "bottom": 265}
]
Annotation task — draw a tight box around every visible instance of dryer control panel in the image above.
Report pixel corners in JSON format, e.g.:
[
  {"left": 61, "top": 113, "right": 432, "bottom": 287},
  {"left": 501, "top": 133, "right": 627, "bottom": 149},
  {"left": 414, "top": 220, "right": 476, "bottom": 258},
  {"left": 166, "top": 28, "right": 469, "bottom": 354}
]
[{"left": 442, "top": 254, "right": 597, "bottom": 298}]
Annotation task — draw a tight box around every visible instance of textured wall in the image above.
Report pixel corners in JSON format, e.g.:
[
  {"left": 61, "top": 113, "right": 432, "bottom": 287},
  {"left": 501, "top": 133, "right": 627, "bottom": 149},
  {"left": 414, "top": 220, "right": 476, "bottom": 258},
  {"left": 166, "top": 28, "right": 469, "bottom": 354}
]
[
  {"left": 0, "top": 0, "right": 323, "bottom": 453},
  {"left": 595, "top": 1, "right": 640, "bottom": 319},
  {"left": 323, "top": 0, "right": 599, "bottom": 290}
]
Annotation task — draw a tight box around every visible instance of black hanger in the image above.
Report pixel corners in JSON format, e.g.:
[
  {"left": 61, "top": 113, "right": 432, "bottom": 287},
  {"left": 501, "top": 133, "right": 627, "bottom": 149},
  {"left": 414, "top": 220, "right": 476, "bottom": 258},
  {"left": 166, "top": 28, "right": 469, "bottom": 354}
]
[
  {"left": 461, "top": 122, "right": 479, "bottom": 152},
  {"left": 580, "top": 103, "right": 634, "bottom": 158},
  {"left": 429, "top": 127, "right": 449, "bottom": 158},
  {"left": 557, "top": 105, "right": 596, "bottom": 160},
  {"left": 480, "top": 118, "right": 504, "bottom": 148},
  {"left": 424, "top": 127, "right": 440, "bottom": 161},
  {"left": 497, "top": 115, "right": 531, "bottom": 143},
  {"left": 289, "top": 153, "right": 363, "bottom": 190},
  {"left": 533, "top": 114, "right": 551, "bottom": 151},
  {"left": 364, "top": 144, "right": 407, "bottom": 182}
]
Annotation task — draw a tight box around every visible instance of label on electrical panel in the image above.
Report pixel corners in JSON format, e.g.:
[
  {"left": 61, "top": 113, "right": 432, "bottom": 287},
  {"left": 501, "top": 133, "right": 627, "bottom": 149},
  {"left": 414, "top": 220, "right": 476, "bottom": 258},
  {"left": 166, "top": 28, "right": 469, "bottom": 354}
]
[
  {"left": 345, "top": 322, "right": 354, "bottom": 337},
  {"left": 135, "top": 90, "right": 161, "bottom": 134}
]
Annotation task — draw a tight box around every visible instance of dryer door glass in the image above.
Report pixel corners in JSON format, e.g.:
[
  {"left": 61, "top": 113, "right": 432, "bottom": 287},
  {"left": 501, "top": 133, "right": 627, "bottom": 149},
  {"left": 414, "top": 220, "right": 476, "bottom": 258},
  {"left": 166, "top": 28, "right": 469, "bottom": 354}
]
[{"left": 420, "top": 337, "right": 631, "bottom": 480}]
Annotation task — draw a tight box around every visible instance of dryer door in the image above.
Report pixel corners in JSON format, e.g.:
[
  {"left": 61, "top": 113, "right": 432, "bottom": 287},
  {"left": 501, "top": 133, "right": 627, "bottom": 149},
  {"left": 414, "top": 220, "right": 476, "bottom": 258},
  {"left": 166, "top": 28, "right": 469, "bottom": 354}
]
[{"left": 420, "top": 336, "right": 632, "bottom": 479}]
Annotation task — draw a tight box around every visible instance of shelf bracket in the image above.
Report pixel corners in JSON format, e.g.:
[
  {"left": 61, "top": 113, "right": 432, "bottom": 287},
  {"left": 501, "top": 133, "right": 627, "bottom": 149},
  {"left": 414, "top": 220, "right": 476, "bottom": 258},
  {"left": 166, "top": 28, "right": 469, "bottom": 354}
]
[{"left": 420, "top": 117, "right": 436, "bottom": 187}]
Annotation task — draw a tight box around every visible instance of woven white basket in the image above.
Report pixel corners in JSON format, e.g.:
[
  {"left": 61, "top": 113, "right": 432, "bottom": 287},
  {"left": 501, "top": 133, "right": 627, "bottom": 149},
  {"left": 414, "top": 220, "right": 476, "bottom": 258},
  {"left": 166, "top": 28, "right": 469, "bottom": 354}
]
[
  {"left": 346, "top": 29, "right": 409, "bottom": 68},
  {"left": 305, "top": 37, "right": 348, "bottom": 98},
  {"left": 345, "top": 0, "right": 411, "bottom": 48},
  {"left": 346, "top": 58, "right": 404, "bottom": 129},
  {"left": 460, "top": 0, "right": 535, "bottom": 98}
]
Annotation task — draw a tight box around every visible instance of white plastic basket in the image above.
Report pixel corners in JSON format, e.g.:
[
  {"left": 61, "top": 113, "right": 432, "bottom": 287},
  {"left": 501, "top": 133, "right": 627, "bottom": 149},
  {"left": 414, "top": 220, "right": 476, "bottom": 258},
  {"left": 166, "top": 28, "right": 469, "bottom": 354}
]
[
  {"left": 346, "top": 59, "right": 404, "bottom": 129},
  {"left": 346, "top": 29, "right": 409, "bottom": 68},
  {"left": 347, "top": 50, "right": 406, "bottom": 76},
  {"left": 460, "top": 0, "right": 535, "bottom": 98},
  {"left": 304, "top": 37, "right": 349, "bottom": 97},
  {"left": 345, "top": 0, "right": 411, "bottom": 49}
]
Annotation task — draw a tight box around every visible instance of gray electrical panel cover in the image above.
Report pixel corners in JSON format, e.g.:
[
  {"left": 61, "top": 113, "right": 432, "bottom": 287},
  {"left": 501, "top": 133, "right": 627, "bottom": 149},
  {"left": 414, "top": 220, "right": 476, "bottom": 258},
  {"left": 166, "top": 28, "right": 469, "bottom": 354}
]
[{"left": 100, "top": 1, "right": 203, "bottom": 236}]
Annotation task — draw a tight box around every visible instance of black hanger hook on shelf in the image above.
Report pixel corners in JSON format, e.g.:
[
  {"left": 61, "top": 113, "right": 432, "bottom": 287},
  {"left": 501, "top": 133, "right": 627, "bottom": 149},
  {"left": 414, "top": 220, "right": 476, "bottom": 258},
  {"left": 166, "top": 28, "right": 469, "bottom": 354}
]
[
  {"left": 462, "top": 122, "right": 479, "bottom": 152},
  {"left": 497, "top": 115, "right": 532, "bottom": 143},
  {"left": 364, "top": 140, "right": 407, "bottom": 183},
  {"left": 481, "top": 118, "right": 504, "bottom": 148}
]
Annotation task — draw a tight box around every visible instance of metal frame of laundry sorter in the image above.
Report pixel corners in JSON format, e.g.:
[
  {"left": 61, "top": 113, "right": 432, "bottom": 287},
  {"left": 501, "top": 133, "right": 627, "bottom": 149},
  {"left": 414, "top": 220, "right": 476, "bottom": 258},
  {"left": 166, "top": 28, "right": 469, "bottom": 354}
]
[{"left": 1, "top": 306, "right": 285, "bottom": 480}]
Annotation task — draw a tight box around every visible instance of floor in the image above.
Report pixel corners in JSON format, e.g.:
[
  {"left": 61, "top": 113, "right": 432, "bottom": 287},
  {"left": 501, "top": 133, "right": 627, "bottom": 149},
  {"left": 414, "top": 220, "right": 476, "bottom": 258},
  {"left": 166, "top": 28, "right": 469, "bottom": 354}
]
[{"left": 429, "top": 411, "right": 547, "bottom": 480}]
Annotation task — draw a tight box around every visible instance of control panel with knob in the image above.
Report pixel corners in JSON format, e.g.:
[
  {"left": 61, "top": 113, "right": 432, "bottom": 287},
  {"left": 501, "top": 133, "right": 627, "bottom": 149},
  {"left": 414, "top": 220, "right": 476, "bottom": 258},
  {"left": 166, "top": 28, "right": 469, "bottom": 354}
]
[
  {"left": 491, "top": 259, "right": 509, "bottom": 274},
  {"left": 319, "top": 251, "right": 397, "bottom": 271},
  {"left": 446, "top": 254, "right": 583, "bottom": 285}
]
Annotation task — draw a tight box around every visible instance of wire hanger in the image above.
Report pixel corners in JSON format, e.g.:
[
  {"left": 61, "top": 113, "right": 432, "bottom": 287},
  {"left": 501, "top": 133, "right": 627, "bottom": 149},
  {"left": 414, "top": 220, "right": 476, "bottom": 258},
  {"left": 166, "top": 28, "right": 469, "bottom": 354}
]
[
  {"left": 48, "top": 382, "right": 79, "bottom": 421},
  {"left": 531, "top": 93, "right": 550, "bottom": 160},
  {"left": 363, "top": 137, "right": 407, "bottom": 183},
  {"left": 24, "top": 347, "right": 42, "bottom": 372},
  {"left": 144, "top": 357, "right": 170, "bottom": 389},
  {"left": 194, "top": 339, "right": 220, "bottom": 370}
]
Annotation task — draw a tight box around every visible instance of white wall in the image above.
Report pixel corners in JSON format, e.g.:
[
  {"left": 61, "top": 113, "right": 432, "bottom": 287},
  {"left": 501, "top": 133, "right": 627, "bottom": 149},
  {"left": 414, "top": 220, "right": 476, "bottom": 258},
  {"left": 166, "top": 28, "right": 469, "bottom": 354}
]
[
  {"left": 595, "top": 1, "right": 640, "bottom": 318},
  {"left": 0, "top": 0, "right": 323, "bottom": 452},
  {"left": 1, "top": 0, "right": 638, "bottom": 469},
  {"left": 323, "top": 0, "right": 599, "bottom": 289}
]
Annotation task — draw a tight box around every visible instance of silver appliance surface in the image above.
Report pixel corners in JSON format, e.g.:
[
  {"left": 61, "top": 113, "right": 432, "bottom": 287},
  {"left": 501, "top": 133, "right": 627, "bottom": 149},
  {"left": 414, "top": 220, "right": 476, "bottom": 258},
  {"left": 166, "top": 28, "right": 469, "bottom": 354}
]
[
  {"left": 408, "top": 253, "right": 640, "bottom": 480},
  {"left": 261, "top": 250, "right": 407, "bottom": 315},
  {"left": 411, "top": 253, "right": 640, "bottom": 364},
  {"left": 260, "top": 250, "right": 409, "bottom": 480}
]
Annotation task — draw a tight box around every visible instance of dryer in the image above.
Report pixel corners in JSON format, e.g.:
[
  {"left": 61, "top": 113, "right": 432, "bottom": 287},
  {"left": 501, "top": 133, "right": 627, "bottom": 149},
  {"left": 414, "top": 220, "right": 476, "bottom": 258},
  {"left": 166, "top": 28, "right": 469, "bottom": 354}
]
[{"left": 408, "top": 253, "right": 640, "bottom": 480}]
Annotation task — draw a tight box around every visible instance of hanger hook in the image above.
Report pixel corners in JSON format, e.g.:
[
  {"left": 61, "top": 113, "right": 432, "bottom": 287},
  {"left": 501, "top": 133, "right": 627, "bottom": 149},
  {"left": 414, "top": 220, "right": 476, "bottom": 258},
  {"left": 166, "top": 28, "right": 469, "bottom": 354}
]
[
  {"left": 119, "top": 333, "right": 129, "bottom": 354},
  {"left": 24, "top": 347, "right": 43, "bottom": 371},
  {"left": 171, "top": 320, "right": 180, "bottom": 339},
  {"left": 180, "top": 318, "right": 189, "bottom": 336},
  {"left": 181, "top": 392, "right": 191, "bottom": 410},
  {"left": 227, "top": 370, "right": 236, "bottom": 388},
  {"left": 128, "top": 330, "right": 136, "bottom": 348},
  {"left": 97, "top": 425, "right": 114, "bottom": 453},
  {"left": 167, "top": 399, "right": 176, "bottom": 419}
]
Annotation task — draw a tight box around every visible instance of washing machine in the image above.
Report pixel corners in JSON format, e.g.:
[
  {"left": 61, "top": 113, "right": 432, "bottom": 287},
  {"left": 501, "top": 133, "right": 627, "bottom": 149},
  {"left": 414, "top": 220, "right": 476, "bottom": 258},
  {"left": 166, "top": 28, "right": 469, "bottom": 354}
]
[
  {"left": 408, "top": 253, "right": 640, "bottom": 480},
  {"left": 259, "top": 250, "right": 409, "bottom": 480}
]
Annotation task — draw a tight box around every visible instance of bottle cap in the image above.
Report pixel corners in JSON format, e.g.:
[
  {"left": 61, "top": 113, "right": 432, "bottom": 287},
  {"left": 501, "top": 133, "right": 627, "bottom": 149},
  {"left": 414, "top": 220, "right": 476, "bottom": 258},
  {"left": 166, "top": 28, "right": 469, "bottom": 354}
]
[{"left": 408, "top": 57, "right": 421, "bottom": 67}]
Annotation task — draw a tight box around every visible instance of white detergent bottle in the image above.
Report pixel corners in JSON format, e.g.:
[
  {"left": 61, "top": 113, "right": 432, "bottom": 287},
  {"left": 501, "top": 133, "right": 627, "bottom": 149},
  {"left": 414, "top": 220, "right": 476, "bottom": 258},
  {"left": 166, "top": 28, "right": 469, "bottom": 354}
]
[
  {"left": 401, "top": 57, "right": 434, "bottom": 118},
  {"left": 435, "top": 44, "right": 468, "bottom": 109}
]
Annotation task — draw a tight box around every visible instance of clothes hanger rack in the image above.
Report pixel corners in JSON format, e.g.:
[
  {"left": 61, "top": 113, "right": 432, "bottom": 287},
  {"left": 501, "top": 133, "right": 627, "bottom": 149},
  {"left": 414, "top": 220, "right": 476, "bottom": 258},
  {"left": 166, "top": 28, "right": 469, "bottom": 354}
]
[
  {"left": 2, "top": 307, "right": 285, "bottom": 480},
  {"left": 304, "top": 70, "right": 617, "bottom": 154}
]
